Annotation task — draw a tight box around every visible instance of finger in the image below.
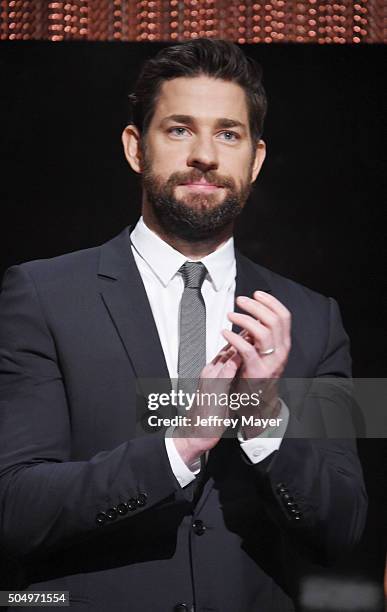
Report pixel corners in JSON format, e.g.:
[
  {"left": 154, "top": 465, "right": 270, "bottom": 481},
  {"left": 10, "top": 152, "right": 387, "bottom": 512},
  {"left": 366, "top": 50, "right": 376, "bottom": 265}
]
[
  {"left": 213, "top": 359, "right": 237, "bottom": 379},
  {"left": 228, "top": 310, "right": 280, "bottom": 352},
  {"left": 253, "top": 291, "right": 291, "bottom": 338},
  {"left": 211, "top": 345, "right": 236, "bottom": 367},
  {"left": 227, "top": 311, "right": 277, "bottom": 354},
  {"left": 204, "top": 345, "right": 240, "bottom": 377},
  {"left": 218, "top": 352, "right": 241, "bottom": 378},
  {"left": 222, "top": 328, "right": 263, "bottom": 371},
  {"left": 236, "top": 294, "right": 290, "bottom": 347},
  {"left": 225, "top": 348, "right": 242, "bottom": 370},
  {"left": 235, "top": 296, "right": 284, "bottom": 346},
  {"left": 211, "top": 327, "right": 252, "bottom": 367}
]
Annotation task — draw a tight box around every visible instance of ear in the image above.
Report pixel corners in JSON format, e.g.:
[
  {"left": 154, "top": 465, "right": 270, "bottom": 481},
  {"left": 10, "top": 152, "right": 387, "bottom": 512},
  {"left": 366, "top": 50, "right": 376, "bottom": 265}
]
[
  {"left": 121, "top": 124, "right": 143, "bottom": 174},
  {"left": 251, "top": 139, "right": 266, "bottom": 182}
]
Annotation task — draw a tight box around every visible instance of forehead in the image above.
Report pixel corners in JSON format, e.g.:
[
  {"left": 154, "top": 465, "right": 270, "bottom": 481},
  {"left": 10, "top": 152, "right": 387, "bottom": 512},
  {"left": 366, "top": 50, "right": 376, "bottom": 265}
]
[{"left": 151, "top": 75, "right": 249, "bottom": 126}]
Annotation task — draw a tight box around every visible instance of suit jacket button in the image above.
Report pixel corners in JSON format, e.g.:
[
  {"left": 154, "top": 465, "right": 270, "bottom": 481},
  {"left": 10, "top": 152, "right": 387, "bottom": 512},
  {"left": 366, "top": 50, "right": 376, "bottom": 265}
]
[
  {"left": 276, "top": 483, "right": 287, "bottom": 494},
  {"left": 283, "top": 493, "right": 293, "bottom": 502},
  {"left": 192, "top": 520, "right": 206, "bottom": 536},
  {"left": 106, "top": 507, "right": 117, "bottom": 521},
  {"left": 174, "top": 604, "right": 190, "bottom": 611},
  {"left": 96, "top": 512, "right": 108, "bottom": 526},
  {"left": 117, "top": 503, "right": 128, "bottom": 515},
  {"left": 137, "top": 493, "right": 147, "bottom": 507},
  {"left": 289, "top": 507, "right": 302, "bottom": 518},
  {"left": 128, "top": 497, "right": 137, "bottom": 511}
]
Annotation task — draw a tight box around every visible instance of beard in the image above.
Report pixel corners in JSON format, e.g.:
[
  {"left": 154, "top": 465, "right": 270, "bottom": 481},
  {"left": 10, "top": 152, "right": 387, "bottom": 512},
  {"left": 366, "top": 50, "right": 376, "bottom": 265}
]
[{"left": 141, "top": 155, "right": 253, "bottom": 242}]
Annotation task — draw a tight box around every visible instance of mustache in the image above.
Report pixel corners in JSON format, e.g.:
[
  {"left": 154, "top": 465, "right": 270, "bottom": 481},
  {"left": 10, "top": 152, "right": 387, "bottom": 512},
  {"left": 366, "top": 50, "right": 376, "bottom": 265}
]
[{"left": 166, "top": 170, "right": 236, "bottom": 190}]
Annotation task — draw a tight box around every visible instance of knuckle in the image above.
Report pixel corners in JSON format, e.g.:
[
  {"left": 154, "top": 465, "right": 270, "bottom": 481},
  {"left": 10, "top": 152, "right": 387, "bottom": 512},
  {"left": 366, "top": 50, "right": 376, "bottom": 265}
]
[
  {"left": 278, "top": 346, "right": 287, "bottom": 358},
  {"left": 282, "top": 309, "right": 291, "bottom": 323},
  {"left": 280, "top": 342, "right": 291, "bottom": 356}
]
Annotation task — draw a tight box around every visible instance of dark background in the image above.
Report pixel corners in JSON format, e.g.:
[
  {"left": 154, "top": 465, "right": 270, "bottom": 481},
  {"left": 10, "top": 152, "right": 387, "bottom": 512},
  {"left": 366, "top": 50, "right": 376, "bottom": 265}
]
[{"left": 0, "top": 41, "right": 386, "bottom": 600}]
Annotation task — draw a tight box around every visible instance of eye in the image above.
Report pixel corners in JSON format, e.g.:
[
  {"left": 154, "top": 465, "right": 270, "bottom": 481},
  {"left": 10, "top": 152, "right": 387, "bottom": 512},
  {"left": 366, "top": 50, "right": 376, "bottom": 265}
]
[
  {"left": 219, "top": 131, "right": 240, "bottom": 142},
  {"left": 168, "top": 127, "right": 190, "bottom": 137}
]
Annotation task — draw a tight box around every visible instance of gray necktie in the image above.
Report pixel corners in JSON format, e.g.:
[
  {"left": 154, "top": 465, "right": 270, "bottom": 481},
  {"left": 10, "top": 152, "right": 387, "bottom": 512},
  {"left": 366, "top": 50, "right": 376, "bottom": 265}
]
[
  {"left": 178, "top": 261, "right": 207, "bottom": 397},
  {"left": 178, "top": 261, "right": 207, "bottom": 500}
]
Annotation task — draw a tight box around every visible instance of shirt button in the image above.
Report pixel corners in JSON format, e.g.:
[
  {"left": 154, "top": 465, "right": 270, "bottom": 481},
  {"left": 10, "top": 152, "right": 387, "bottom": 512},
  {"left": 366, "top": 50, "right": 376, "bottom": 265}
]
[{"left": 253, "top": 446, "right": 264, "bottom": 458}]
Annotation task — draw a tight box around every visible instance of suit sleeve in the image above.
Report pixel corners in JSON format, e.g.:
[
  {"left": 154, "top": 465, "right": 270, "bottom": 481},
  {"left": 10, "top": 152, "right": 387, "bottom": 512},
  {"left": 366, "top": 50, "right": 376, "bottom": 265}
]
[
  {"left": 249, "top": 297, "right": 368, "bottom": 565},
  {"left": 0, "top": 265, "right": 180, "bottom": 561}
]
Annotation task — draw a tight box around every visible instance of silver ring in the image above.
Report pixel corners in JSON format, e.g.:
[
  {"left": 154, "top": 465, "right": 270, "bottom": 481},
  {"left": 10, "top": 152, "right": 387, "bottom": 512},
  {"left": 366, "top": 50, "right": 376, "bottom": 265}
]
[{"left": 259, "top": 347, "right": 276, "bottom": 356}]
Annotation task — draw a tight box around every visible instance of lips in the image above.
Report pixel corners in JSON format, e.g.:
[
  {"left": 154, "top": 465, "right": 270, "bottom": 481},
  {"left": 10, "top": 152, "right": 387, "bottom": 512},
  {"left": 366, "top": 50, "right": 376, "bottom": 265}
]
[
  {"left": 180, "top": 183, "right": 221, "bottom": 192},
  {"left": 180, "top": 181, "right": 222, "bottom": 189}
]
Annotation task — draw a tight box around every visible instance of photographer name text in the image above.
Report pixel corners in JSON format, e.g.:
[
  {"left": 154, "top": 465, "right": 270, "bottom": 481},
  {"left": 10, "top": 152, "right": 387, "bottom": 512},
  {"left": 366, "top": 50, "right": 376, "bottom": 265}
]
[{"left": 147, "top": 415, "right": 282, "bottom": 429}]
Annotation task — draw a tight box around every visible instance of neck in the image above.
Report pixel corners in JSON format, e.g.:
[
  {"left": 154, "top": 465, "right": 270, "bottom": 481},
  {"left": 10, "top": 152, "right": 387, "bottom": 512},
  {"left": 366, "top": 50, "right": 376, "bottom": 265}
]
[{"left": 142, "top": 206, "right": 233, "bottom": 260}]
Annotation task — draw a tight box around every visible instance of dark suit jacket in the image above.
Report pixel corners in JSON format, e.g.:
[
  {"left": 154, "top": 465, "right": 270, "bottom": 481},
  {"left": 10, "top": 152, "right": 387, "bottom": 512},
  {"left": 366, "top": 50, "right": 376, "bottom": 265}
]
[{"left": 0, "top": 226, "right": 367, "bottom": 612}]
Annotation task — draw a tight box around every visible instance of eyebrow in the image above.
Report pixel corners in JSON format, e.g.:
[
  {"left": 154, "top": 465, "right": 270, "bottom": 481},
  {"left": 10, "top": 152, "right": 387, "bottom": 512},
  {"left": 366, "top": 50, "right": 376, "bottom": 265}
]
[{"left": 159, "top": 114, "right": 247, "bottom": 132}]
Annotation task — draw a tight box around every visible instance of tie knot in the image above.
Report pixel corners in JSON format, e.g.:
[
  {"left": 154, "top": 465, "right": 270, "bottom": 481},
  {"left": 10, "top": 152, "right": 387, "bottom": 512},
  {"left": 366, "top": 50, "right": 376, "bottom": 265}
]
[{"left": 180, "top": 261, "right": 207, "bottom": 289}]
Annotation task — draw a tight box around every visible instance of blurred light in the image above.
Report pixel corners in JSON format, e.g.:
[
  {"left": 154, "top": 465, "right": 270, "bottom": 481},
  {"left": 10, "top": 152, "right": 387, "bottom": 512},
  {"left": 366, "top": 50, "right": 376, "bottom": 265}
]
[{"left": 0, "top": 0, "right": 384, "bottom": 43}]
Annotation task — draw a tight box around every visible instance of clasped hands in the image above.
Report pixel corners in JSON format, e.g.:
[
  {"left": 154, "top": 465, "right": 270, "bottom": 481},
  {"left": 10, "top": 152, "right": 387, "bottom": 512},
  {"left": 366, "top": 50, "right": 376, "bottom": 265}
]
[{"left": 173, "top": 291, "right": 291, "bottom": 466}]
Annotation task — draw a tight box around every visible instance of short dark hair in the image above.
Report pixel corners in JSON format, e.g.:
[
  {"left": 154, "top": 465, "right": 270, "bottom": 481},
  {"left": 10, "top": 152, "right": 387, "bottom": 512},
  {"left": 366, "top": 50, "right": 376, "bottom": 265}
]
[{"left": 128, "top": 38, "right": 267, "bottom": 145}]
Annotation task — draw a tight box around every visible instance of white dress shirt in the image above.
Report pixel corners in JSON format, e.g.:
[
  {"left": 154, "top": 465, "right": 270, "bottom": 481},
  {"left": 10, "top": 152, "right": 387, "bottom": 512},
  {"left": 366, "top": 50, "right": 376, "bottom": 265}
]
[{"left": 130, "top": 217, "right": 288, "bottom": 487}]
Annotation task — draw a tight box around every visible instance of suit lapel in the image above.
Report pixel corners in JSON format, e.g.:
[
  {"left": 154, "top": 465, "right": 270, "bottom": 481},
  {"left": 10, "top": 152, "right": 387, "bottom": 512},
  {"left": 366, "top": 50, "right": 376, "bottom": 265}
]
[
  {"left": 232, "top": 249, "right": 272, "bottom": 332},
  {"left": 98, "top": 226, "right": 170, "bottom": 384}
]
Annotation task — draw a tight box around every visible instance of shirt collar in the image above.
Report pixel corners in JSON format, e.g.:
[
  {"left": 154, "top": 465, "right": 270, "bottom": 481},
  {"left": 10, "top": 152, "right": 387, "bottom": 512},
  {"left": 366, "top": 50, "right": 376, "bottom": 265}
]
[{"left": 130, "top": 216, "right": 235, "bottom": 291}]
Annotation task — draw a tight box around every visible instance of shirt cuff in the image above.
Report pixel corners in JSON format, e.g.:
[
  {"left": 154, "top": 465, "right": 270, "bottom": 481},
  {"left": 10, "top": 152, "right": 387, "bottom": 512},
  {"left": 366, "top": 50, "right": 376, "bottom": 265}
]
[
  {"left": 238, "top": 398, "right": 290, "bottom": 464},
  {"left": 165, "top": 426, "right": 201, "bottom": 488}
]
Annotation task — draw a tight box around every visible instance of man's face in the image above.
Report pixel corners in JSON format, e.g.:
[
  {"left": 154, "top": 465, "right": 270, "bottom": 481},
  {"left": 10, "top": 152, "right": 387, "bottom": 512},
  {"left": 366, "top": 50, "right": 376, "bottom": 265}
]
[{"left": 126, "top": 76, "right": 265, "bottom": 241}]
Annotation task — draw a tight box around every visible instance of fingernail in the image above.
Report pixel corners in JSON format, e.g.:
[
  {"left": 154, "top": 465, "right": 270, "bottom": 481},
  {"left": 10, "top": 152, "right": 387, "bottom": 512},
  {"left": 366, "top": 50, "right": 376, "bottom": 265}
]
[{"left": 237, "top": 296, "right": 248, "bottom": 302}]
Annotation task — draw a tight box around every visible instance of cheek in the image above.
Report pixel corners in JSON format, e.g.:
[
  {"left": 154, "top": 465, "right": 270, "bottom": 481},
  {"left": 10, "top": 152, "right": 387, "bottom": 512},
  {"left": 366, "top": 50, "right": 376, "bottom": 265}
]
[
  {"left": 148, "top": 136, "right": 187, "bottom": 167},
  {"left": 227, "top": 166, "right": 251, "bottom": 188},
  {"left": 148, "top": 151, "right": 186, "bottom": 178},
  {"left": 222, "top": 149, "right": 253, "bottom": 176}
]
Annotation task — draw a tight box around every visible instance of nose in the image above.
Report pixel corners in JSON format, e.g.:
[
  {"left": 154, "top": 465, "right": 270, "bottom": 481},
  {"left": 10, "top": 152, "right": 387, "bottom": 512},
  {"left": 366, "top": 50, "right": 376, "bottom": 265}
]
[{"left": 186, "top": 135, "right": 218, "bottom": 172}]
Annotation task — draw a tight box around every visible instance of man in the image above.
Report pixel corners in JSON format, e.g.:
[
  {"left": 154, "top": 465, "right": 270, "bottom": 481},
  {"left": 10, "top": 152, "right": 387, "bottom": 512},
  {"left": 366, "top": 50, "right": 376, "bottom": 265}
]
[{"left": 0, "top": 39, "right": 367, "bottom": 612}]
